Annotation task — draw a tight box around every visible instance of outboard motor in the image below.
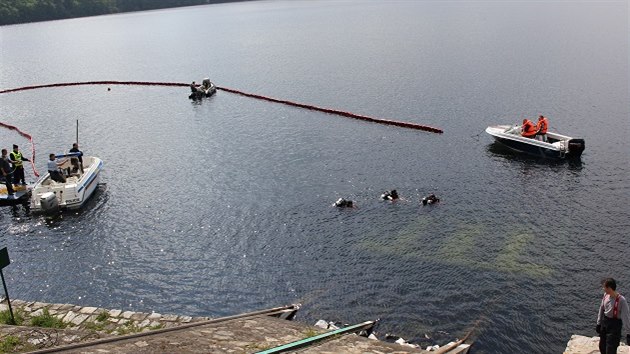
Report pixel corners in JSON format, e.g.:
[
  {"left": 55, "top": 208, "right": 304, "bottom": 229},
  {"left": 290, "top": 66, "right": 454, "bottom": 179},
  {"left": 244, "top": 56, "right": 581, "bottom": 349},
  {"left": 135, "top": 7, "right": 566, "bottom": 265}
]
[
  {"left": 567, "top": 138, "right": 585, "bottom": 158},
  {"left": 40, "top": 192, "right": 59, "bottom": 213}
]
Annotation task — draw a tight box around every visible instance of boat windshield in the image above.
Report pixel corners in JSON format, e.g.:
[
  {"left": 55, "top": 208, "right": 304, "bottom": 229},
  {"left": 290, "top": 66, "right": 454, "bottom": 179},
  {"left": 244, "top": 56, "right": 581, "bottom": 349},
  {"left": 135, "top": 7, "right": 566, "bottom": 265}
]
[{"left": 504, "top": 125, "right": 521, "bottom": 134}]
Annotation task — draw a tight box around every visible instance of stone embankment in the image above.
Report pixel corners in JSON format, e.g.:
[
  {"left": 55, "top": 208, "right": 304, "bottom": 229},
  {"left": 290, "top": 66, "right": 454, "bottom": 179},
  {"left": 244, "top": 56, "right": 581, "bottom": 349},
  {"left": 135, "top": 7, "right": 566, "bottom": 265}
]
[
  {"left": 0, "top": 299, "right": 439, "bottom": 353},
  {"left": 564, "top": 334, "right": 629, "bottom": 354}
]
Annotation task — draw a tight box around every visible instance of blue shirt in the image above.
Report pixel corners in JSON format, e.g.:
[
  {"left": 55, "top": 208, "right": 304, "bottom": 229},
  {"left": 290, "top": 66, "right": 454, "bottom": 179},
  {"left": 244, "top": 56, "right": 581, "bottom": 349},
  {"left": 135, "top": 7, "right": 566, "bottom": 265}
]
[{"left": 47, "top": 159, "right": 59, "bottom": 172}]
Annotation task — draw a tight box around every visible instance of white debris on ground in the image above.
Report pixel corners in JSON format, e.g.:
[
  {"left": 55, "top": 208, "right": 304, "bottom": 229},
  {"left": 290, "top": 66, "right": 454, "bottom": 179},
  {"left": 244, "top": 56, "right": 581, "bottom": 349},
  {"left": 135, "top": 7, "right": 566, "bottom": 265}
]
[{"left": 314, "top": 320, "right": 431, "bottom": 350}]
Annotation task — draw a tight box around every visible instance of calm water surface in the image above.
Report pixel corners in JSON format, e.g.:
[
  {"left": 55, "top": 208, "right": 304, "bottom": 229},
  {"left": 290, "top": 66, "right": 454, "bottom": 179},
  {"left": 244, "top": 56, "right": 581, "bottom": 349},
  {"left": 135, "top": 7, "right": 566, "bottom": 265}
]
[{"left": 1, "top": 1, "right": 628, "bottom": 352}]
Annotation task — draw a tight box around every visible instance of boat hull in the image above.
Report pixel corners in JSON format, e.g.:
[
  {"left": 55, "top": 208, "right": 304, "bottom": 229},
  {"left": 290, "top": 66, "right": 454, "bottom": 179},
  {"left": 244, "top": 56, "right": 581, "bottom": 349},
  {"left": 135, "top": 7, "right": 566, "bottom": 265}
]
[
  {"left": 30, "top": 156, "right": 103, "bottom": 212},
  {"left": 486, "top": 125, "right": 584, "bottom": 159}
]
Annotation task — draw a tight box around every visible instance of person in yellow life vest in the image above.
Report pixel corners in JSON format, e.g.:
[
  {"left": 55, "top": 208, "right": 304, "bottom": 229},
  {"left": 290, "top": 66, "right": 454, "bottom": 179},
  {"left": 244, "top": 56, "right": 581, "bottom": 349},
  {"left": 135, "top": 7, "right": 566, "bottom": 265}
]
[
  {"left": 9, "top": 144, "right": 29, "bottom": 185},
  {"left": 521, "top": 119, "right": 537, "bottom": 138},
  {"left": 536, "top": 115, "right": 549, "bottom": 142}
]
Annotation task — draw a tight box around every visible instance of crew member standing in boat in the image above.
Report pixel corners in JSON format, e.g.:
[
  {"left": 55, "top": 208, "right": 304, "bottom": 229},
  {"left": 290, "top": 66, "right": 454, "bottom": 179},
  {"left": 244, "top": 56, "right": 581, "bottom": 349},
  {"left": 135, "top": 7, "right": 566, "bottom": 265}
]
[
  {"left": 9, "top": 144, "right": 29, "bottom": 185},
  {"left": 69, "top": 143, "right": 83, "bottom": 173},
  {"left": 0, "top": 149, "right": 15, "bottom": 197},
  {"left": 596, "top": 278, "right": 630, "bottom": 354},
  {"left": 521, "top": 118, "right": 537, "bottom": 139},
  {"left": 48, "top": 154, "right": 67, "bottom": 183},
  {"left": 536, "top": 115, "right": 549, "bottom": 142}
]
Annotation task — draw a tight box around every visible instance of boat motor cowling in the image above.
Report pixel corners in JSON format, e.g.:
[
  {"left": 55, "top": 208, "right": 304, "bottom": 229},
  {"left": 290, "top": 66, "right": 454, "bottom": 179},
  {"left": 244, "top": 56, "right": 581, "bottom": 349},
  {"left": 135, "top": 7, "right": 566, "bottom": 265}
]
[
  {"left": 567, "top": 138, "right": 585, "bottom": 157},
  {"left": 40, "top": 192, "right": 59, "bottom": 213}
]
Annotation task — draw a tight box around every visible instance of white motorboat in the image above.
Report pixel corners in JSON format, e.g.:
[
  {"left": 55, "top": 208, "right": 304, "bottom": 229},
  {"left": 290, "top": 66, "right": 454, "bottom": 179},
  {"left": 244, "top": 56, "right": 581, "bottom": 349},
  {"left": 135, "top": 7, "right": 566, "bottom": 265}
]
[
  {"left": 486, "top": 124, "right": 585, "bottom": 159},
  {"left": 30, "top": 153, "right": 103, "bottom": 213}
]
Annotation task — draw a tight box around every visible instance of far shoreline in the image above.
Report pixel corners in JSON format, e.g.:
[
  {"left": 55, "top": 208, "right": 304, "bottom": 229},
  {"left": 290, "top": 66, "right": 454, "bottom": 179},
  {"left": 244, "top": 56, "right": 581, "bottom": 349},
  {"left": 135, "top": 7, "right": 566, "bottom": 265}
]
[{"left": 0, "top": 0, "right": 258, "bottom": 27}]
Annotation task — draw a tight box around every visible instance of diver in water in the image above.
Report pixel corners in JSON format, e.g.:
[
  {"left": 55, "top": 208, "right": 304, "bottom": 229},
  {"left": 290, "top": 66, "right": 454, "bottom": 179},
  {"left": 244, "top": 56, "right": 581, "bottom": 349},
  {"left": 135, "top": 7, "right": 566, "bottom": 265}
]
[
  {"left": 333, "top": 198, "right": 354, "bottom": 208},
  {"left": 381, "top": 189, "right": 399, "bottom": 201},
  {"left": 189, "top": 81, "right": 202, "bottom": 99},
  {"left": 422, "top": 194, "right": 440, "bottom": 205}
]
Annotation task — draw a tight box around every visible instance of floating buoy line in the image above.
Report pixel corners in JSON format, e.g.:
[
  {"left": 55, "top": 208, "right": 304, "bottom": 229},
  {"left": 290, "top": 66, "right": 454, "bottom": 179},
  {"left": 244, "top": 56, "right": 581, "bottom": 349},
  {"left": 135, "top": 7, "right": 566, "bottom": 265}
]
[{"left": 1, "top": 81, "right": 443, "bottom": 134}]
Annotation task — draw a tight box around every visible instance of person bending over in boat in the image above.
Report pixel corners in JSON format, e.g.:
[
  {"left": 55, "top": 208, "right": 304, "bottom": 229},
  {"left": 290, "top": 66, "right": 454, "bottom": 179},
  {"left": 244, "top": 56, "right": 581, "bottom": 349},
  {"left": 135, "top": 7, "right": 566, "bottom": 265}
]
[
  {"left": 536, "top": 115, "right": 549, "bottom": 142},
  {"left": 381, "top": 189, "right": 399, "bottom": 201},
  {"left": 48, "top": 154, "right": 67, "bottom": 183},
  {"left": 521, "top": 118, "right": 537, "bottom": 139}
]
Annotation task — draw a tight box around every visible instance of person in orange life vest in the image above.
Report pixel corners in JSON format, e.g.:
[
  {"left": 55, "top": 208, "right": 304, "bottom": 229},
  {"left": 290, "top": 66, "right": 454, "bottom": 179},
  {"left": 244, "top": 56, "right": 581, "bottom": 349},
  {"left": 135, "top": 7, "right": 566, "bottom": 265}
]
[
  {"left": 536, "top": 115, "right": 549, "bottom": 142},
  {"left": 521, "top": 118, "right": 537, "bottom": 138},
  {"left": 596, "top": 278, "right": 630, "bottom": 354}
]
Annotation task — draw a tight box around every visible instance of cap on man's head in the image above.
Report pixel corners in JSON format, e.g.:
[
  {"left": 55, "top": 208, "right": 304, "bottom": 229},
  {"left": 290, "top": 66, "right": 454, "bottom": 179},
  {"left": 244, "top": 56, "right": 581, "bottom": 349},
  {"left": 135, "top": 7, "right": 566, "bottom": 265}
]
[{"left": 12, "top": 144, "right": 18, "bottom": 149}]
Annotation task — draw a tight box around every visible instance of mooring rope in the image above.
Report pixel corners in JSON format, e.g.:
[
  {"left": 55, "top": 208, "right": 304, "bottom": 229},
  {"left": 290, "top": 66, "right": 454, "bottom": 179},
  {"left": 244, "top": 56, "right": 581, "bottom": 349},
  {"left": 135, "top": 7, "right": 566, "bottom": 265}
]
[
  {"left": 0, "top": 81, "right": 443, "bottom": 133},
  {"left": 0, "top": 122, "right": 40, "bottom": 177}
]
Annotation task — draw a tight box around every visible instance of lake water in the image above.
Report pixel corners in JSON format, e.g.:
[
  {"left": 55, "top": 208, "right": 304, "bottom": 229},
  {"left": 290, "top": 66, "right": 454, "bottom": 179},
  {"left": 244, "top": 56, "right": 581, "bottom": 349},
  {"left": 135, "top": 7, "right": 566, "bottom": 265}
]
[{"left": 1, "top": 1, "right": 628, "bottom": 352}]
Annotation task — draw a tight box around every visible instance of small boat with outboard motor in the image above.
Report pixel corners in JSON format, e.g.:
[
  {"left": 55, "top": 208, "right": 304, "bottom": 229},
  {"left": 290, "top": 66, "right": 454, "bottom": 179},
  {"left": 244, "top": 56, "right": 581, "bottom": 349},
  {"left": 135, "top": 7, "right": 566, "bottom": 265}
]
[
  {"left": 189, "top": 78, "right": 216, "bottom": 100},
  {"left": 486, "top": 124, "right": 585, "bottom": 159},
  {"left": 30, "top": 153, "right": 103, "bottom": 213}
]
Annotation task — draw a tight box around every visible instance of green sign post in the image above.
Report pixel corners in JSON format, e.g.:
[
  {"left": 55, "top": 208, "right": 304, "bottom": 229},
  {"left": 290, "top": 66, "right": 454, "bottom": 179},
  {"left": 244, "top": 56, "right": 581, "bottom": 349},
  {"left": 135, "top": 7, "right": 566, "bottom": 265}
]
[{"left": 0, "top": 247, "right": 15, "bottom": 325}]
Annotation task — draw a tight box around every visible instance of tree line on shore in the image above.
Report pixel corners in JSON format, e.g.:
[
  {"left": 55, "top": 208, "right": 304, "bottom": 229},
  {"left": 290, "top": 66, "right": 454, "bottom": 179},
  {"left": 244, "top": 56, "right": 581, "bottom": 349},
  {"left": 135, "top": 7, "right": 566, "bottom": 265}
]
[{"left": 0, "top": 0, "right": 250, "bottom": 26}]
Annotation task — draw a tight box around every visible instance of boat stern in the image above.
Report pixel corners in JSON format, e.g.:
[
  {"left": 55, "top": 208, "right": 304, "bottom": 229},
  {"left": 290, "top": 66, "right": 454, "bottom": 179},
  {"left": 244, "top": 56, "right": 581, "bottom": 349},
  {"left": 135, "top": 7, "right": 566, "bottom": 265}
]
[{"left": 567, "top": 138, "right": 585, "bottom": 158}]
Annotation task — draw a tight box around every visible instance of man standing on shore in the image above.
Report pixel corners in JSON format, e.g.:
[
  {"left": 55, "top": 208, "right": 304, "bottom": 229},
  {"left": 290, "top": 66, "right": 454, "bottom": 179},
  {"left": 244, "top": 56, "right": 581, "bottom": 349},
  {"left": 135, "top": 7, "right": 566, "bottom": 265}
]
[
  {"left": 9, "top": 144, "right": 29, "bottom": 185},
  {"left": 596, "top": 278, "right": 630, "bottom": 354},
  {"left": 1, "top": 149, "right": 15, "bottom": 198}
]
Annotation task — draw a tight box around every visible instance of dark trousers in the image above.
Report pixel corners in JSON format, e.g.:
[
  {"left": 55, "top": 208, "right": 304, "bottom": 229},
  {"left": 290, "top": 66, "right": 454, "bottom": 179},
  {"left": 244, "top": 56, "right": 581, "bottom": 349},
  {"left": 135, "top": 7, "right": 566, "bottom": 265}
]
[
  {"left": 13, "top": 166, "right": 25, "bottom": 184},
  {"left": 599, "top": 316, "right": 622, "bottom": 354},
  {"left": 3, "top": 173, "right": 14, "bottom": 195},
  {"left": 49, "top": 170, "right": 66, "bottom": 183}
]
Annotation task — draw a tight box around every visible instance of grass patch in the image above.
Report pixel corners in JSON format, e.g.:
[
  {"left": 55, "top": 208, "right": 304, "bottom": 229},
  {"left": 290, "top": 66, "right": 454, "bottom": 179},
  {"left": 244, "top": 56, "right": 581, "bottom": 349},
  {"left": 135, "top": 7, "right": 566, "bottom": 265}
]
[
  {"left": 303, "top": 328, "right": 318, "bottom": 338},
  {"left": 95, "top": 311, "right": 109, "bottom": 322},
  {"left": 0, "top": 335, "right": 21, "bottom": 353},
  {"left": 0, "top": 309, "right": 24, "bottom": 326},
  {"left": 116, "top": 321, "right": 142, "bottom": 335},
  {"left": 148, "top": 323, "right": 164, "bottom": 330},
  {"left": 84, "top": 320, "right": 108, "bottom": 332},
  {"left": 30, "top": 308, "right": 66, "bottom": 329}
]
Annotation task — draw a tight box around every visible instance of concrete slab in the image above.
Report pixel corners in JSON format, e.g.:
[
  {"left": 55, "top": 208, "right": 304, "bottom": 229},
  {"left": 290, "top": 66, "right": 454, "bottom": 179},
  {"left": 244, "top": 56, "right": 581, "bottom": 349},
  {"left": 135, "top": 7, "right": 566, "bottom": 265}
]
[{"left": 41, "top": 316, "right": 431, "bottom": 354}]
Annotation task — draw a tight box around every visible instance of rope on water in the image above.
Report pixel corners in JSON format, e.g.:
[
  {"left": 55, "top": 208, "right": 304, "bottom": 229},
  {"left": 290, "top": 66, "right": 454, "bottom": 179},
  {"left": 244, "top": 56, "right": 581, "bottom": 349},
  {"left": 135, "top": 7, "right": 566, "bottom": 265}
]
[
  {"left": 0, "top": 122, "right": 40, "bottom": 177},
  {"left": 1, "top": 81, "right": 443, "bottom": 133}
]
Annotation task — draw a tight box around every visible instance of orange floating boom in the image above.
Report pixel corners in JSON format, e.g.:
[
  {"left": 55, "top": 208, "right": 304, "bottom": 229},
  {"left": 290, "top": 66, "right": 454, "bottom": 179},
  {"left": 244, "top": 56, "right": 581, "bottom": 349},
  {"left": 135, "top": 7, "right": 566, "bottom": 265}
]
[{"left": 1, "top": 81, "right": 443, "bottom": 133}]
